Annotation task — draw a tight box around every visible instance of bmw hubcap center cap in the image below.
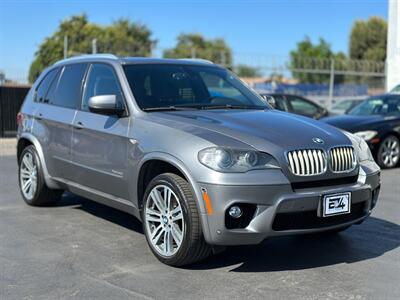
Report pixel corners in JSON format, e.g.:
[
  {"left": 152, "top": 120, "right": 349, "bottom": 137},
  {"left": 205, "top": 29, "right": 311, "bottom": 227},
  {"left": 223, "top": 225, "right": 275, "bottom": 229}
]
[{"left": 162, "top": 215, "right": 169, "bottom": 225}]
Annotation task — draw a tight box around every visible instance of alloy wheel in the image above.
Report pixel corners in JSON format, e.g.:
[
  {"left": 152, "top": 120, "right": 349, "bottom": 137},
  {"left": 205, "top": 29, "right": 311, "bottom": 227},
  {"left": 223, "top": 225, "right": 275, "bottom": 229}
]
[
  {"left": 20, "top": 152, "right": 38, "bottom": 200},
  {"left": 379, "top": 136, "right": 400, "bottom": 168},
  {"left": 144, "top": 184, "right": 185, "bottom": 257}
]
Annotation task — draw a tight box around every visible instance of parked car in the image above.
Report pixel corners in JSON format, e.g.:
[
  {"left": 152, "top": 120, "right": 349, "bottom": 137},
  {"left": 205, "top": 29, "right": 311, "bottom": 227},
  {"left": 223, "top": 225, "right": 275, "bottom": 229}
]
[
  {"left": 322, "top": 94, "right": 400, "bottom": 169},
  {"left": 390, "top": 84, "right": 400, "bottom": 94},
  {"left": 17, "top": 55, "right": 380, "bottom": 266},
  {"left": 260, "top": 93, "right": 329, "bottom": 119},
  {"left": 330, "top": 99, "right": 364, "bottom": 115}
]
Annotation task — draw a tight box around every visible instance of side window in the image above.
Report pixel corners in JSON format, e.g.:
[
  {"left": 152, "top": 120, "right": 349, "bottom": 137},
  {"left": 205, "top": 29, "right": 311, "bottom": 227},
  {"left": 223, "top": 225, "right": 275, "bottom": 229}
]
[
  {"left": 289, "top": 96, "right": 318, "bottom": 115},
  {"left": 272, "top": 95, "right": 288, "bottom": 111},
  {"left": 82, "top": 64, "right": 123, "bottom": 112},
  {"left": 47, "top": 63, "right": 87, "bottom": 109},
  {"left": 34, "top": 68, "right": 59, "bottom": 103}
]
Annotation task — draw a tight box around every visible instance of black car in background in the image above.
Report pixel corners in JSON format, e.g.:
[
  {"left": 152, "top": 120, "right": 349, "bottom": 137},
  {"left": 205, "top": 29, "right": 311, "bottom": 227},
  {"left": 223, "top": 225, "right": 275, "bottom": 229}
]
[
  {"left": 330, "top": 98, "right": 364, "bottom": 115},
  {"left": 261, "top": 93, "right": 329, "bottom": 119},
  {"left": 322, "top": 94, "right": 400, "bottom": 169}
]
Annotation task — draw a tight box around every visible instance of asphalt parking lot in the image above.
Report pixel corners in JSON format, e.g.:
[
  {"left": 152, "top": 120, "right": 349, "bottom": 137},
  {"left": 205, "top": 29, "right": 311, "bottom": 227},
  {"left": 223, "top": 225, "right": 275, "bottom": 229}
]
[{"left": 1, "top": 139, "right": 399, "bottom": 300}]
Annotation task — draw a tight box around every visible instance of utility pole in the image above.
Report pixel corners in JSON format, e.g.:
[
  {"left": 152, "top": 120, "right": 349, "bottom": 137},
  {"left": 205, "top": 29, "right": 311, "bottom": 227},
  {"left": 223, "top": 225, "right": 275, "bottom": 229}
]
[
  {"left": 64, "top": 35, "right": 68, "bottom": 59},
  {"left": 220, "top": 50, "right": 226, "bottom": 66},
  {"left": 92, "top": 39, "right": 97, "bottom": 54},
  {"left": 191, "top": 48, "right": 196, "bottom": 59},
  {"left": 328, "top": 59, "right": 335, "bottom": 109}
]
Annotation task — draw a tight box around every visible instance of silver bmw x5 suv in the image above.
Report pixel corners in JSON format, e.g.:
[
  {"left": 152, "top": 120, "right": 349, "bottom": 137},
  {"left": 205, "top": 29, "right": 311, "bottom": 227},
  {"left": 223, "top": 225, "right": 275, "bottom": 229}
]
[{"left": 17, "top": 55, "right": 381, "bottom": 266}]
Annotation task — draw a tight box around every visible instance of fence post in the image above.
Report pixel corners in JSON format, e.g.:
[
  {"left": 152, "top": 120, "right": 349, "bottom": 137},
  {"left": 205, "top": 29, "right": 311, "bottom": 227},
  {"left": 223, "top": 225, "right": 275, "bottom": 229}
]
[
  {"left": 64, "top": 35, "right": 68, "bottom": 59},
  {"left": 92, "top": 39, "right": 97, "bottom": 54},
  {"left": 220, "top": 50, "right": 226, "bottom": 66},
  {"left": 328, "top": 58, "right": 335, "bottom": 109}
]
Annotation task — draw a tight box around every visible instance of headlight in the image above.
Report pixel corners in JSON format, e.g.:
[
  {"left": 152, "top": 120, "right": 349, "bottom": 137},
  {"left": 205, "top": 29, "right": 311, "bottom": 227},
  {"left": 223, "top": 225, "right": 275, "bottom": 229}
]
[
  {"left": 198, "top": 147, "right": 280, "bottom": 172},
  {"left": 354, "top": 130, "right": 377, "bottom": 141},
  {"left": 343, "top": 131, "right": 374, "bottom": 162}
]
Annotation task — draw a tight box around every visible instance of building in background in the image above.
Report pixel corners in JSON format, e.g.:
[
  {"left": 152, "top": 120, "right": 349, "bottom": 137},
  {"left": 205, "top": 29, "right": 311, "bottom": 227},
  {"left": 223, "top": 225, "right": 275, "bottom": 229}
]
[{"left": 387, "top": 0, "right": 400, "bottom": 91}]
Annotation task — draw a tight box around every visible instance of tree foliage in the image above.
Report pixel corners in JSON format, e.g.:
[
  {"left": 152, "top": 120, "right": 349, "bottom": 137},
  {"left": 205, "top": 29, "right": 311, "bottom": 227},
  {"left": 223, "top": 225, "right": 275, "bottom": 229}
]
[
  {"left": 349, "top": 17, "right": 387, "bottom": 62},
  {"left": 235, "top": 64, "right": 261, "bottom": 78},
  {"left": 28, "top": 15, "right": 155, "bottom": 83},
  {"left": 289, "top": 37, "right": 346, "bottom": 83},
  {"left": 163, "top": 33, "right": 232, "bottom": 67}
]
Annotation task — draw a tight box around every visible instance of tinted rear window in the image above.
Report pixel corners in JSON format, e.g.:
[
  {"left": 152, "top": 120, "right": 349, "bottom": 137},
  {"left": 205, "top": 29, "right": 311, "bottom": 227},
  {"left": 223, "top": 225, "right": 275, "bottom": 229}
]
[
  {"left": 47, "top": 63, "right": 87, "bottom": 109},
  {"left": 34, "top": 68, "right": 59, "bottom": 103}
]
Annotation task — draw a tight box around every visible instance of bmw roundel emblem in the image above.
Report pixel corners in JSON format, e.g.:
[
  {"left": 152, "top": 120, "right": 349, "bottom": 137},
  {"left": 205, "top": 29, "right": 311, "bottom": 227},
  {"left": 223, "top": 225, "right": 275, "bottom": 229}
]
[{"left": 312, "top": 137, "right": 324, "bottom": 144}]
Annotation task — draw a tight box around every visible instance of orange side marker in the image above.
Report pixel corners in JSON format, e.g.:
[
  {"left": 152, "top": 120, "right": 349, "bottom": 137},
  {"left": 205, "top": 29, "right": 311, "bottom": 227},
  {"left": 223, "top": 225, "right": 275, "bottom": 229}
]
[
  {"left": 202, "top": 189, "right": 213, "bottom": 215},
  {"left": 371, "top": 138, "right": 380, "bottom": 144}
]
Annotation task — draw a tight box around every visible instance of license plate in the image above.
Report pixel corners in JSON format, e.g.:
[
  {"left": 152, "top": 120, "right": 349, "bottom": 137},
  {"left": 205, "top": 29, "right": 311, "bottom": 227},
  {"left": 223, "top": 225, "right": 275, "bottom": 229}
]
[{"left": 322, "top": 192, "right": 351, "bottom": 217}]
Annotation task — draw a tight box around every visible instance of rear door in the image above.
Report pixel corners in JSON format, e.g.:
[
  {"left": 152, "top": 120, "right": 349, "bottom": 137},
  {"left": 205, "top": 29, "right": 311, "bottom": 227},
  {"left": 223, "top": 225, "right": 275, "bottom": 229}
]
[
  {"left": 71, "top": 63, "right": 130, "bottom": 199},
  {"left": 32, "top": 63, "right": 88, "bottom": 180}
]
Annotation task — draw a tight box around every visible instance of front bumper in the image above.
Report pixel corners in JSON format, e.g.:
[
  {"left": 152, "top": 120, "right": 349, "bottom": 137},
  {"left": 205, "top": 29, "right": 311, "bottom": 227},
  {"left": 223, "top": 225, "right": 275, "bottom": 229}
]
[{"left": 198, "top": 164, "right": 381, "bottom": 246}]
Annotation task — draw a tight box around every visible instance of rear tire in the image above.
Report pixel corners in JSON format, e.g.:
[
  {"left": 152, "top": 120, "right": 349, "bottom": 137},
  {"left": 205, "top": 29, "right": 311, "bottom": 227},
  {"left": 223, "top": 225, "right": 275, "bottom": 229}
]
[
  {"left": 142, "top": 173, "right": 211, "bottom": 266},
  {"left": 18, "top": 145, "right": 63, "bottom": 206}
]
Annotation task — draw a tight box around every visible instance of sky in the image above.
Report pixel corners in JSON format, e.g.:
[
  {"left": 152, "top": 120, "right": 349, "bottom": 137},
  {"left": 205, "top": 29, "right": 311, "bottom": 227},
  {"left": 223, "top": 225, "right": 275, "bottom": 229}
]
[{"left": 0, "top": 0, "right": 388, "bottom": 82}]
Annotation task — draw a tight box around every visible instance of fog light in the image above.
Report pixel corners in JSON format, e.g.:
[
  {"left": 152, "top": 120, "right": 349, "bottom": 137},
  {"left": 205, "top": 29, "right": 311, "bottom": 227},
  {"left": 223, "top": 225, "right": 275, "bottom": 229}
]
[{"left": 228, "top": 206, "right": 242, "bottom": 218}]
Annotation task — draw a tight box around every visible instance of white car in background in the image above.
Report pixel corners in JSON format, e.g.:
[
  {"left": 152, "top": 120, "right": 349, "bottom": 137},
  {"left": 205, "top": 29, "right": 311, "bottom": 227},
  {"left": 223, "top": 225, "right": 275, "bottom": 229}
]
[{"left": 390, "top": 84, "right": 400, "bottom": 94}]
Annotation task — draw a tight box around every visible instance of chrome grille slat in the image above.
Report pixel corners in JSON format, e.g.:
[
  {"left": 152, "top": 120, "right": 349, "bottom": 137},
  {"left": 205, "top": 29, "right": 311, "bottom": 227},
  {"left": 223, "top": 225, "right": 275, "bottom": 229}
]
[
  {"left": 287, "top": 149, "right": 326, "bottom": 176},
  {"left": 312, "top": 150, "right": 319, "bottom": 174},
  {"left": 330, "top": 146, "right": 356, "bottom": 173},
  {"left": 287, "top": 146, "right": 356, "bottom": 176},
  {"left": 308, "top": 150, "right": 314, "bottom": 174}
]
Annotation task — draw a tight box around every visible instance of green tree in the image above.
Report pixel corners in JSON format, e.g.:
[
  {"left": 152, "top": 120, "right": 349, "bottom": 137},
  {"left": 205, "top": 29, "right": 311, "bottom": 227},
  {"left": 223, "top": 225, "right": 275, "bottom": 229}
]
[
  {"left": 289, "top": 37, "right": 346, "bottom": 83},
  {"left": 349, "top": 17, "right": 387, "bottom": 62},
  {"left": 163, "top": 33, "right": 232, "bottom": 67},
  {"left": 100, "top": 19, "right": 154, "bottom": 56},
  {"left": 235, "top": 64, "right": 261, "bottom": 77},
  {"left": 28, "top": 15, "right": 155, "bottom": 83}
]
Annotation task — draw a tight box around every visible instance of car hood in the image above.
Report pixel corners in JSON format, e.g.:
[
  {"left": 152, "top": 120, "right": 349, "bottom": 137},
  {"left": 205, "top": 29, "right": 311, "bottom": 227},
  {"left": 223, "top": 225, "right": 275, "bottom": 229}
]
[
  {"left": 148, "top": 109, "right": 350, "bottom": 152},
  {"left": 321, "top": 114, "right": 385, "bottom": 132}
]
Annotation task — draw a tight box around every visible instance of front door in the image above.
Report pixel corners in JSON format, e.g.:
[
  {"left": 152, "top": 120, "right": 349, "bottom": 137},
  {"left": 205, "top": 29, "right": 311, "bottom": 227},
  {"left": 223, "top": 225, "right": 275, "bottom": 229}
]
[{"left": 71, "top": 63, "right": 130, "bottom": 199}]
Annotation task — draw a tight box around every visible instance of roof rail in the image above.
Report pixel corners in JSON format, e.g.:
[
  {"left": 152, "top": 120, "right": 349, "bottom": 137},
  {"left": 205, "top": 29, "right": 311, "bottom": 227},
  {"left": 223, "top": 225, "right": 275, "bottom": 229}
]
[
  {"left": 178, "top": 58, "right": 214, "bottom": 64},
  {"left": 54, "top": 54, "right": 119, "bottom": 65}
]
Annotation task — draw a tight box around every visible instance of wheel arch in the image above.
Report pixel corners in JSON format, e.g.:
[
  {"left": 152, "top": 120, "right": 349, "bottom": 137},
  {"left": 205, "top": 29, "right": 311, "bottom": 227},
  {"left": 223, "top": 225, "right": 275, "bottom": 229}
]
[
  {"left": 17, "top": 133, "right": 60, "bottom": 189},
  {"left": 135, "top": 153, "right": 212, "bottom": 242}
]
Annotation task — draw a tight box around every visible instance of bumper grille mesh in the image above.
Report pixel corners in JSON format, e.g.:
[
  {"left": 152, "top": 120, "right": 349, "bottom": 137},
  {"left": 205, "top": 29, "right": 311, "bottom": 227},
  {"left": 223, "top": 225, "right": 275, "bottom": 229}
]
[
  {"left": 287, "top": 149, "right": 326, "bottom": 176},
  {"left": 329, "top": 147, "right": 356, "bottom": 173}
]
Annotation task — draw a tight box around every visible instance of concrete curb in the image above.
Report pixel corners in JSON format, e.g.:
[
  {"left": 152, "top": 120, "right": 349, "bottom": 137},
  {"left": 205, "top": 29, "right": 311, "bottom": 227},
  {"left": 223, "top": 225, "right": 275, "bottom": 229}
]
[{"left": 0, "top": 138, "right": 17, "bottom": 156}]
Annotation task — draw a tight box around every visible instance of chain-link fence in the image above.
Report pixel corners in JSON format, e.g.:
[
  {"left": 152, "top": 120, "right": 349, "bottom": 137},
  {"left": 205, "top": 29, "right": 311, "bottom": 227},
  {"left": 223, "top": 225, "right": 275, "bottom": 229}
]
[{"left": 230, "top": 53, "right": 386, "bottom": 108}]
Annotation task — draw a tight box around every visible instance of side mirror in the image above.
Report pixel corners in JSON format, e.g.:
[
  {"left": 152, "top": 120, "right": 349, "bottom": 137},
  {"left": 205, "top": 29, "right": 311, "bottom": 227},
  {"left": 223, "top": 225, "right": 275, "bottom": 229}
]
[
  {"left": 88, "top": 95, "right": 125, "bottom": 116},
  {"left": 262, "top": 95, "right": 276, "bottom": 108}
]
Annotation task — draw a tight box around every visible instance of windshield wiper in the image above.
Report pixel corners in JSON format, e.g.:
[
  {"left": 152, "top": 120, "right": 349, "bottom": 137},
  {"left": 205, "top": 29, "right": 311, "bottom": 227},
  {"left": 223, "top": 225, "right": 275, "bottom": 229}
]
[
  {"left": 199, "top": 104, "right": 267, "bottom": 110},
  {"left": 142, "top": 106, "right": 197, "bottom": 112}
]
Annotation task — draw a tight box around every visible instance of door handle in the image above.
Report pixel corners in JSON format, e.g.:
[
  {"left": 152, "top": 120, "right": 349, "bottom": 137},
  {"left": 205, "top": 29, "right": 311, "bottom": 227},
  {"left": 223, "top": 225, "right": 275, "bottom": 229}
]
[
  {"left": 35, "top": 113, "right": 43, "bottom": 120},
  {"left": 74, "top": 121, "right": 84, "bottom": 130}
]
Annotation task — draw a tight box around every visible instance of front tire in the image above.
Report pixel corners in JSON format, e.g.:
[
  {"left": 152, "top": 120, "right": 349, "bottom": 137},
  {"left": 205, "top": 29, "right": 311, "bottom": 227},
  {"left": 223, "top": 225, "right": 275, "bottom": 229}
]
[
  {"left": 18, "top": 145, "right": 63, "bottom": 206},
  {"left": 377, "top": 135, "right": 400, "bottom": 169},
  {"left": 142, "top": 173, "right": 211, "bottom": 266}
]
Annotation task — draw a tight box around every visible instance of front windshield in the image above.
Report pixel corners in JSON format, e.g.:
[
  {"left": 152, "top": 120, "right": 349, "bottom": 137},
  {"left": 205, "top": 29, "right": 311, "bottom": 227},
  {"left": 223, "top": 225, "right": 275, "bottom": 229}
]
[
  {"left": 347, "top": 96, "right": 400, "bottom": 116},
  {"left": 123, "top": 64, "right": 268, "bottom": 110}
]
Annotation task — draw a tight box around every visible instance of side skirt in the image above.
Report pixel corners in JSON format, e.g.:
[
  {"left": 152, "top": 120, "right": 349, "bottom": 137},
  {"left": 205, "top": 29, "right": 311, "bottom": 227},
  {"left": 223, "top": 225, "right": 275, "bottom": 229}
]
[{"left": 53, "top": 177, "right": 142, "bottom": 221}]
